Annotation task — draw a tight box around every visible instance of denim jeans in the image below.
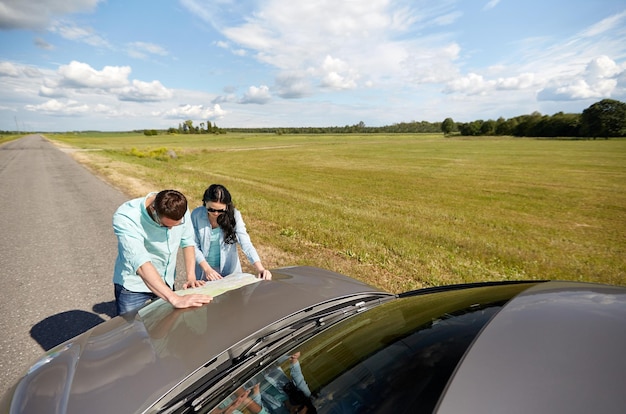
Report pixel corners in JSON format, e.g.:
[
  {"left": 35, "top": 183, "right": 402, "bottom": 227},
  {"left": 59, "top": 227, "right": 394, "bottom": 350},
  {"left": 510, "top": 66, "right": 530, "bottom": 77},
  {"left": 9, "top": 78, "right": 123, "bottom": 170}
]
[{"left": 114, "top": 283, "right": 158, "bottom": 315}]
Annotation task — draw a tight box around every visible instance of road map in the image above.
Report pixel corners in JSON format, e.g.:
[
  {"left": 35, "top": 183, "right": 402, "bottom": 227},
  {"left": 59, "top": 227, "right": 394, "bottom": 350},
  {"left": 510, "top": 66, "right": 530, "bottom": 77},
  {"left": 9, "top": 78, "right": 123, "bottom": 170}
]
[
  {"left": 138, "top": 273, "right": 261, "bottom": 319},
  {"left": 177, "top": 273, "right": 261, "bottom": 297}
]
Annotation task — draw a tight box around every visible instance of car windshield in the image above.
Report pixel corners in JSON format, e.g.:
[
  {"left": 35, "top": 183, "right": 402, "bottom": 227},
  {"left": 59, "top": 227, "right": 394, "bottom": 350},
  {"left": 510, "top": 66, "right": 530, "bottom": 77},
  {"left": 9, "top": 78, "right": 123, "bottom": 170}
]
[{"left": 203, "top": 283, "right": 534, "bottom": 414}]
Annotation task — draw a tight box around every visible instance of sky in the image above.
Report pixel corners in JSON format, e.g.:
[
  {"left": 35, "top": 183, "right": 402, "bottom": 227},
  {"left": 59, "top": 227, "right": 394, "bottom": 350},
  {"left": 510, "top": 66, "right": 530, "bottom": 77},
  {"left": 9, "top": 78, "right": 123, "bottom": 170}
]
[{"left": 1, "top": 0, "right": 625, "bottom": 132}]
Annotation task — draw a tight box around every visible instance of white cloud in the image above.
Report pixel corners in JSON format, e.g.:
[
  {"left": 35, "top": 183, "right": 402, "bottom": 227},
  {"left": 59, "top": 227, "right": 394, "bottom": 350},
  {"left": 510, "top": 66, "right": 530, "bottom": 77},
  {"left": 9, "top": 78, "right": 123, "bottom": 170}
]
[
  {"left": 537, "top": 56, "right": 625, "bottom": 101},
  {"left": 161, "top": 104, "right": 226, "bottom": 120},
  {"left": 584, "top": 55, "right": 623, "bottom": 80},
  {"left": 117, "top": 80, "right": 173, "bottom": 102},
  {"left": 0, "top": 61, "right": 43, "bottom": 80},
  {"left": 24, "top": 98, "right": 124, "bottom": 120},
  {"left": 22, "top": 66, "right": 43, "bottom": 78},
  {"left": 319, "top": 56, "right": 359, "bottom": 90},
  {"left": 240, "top": 85, "right": 271, "bottom": 104},
  {"left": 579, "top": 10, "right": 626, "bottom": 38},
  {"left": 127, "top": 42, "right": 169, "bottom": 59},
  {"left": 39, "top": 84, "right": 66, "bottom": 98},
  {"left": 274, "top": 71, "right": 312, "bottom": 99},
  {"left": 212, "top": 40, "right": 246, "bottom": 57},
  {"left": 403, "top": 42, "right": 461, "bottom": 84},
  {"left": 432, "top": 11, "right": 462, "bottom": 26},
  {"left": 49, "top": 21, "right": 111, "bottom": 48},
  {"left": 34, "top": 37, "right": 54, "bottom": 50},
  {"left": 483, "top": 0, "right": 501, "bottom": 11},
  {"left": 204, "top": 0, "right": 462, "bottom": 94},
  {"left": 539, "top": 79, "right": 616, "bottom": 101},
  {"left": 0, "top": 0, "right": 102, "bottom": 29},
  {"left": 25, "top": 99, "right": 90, "bottom": 116},
  {"left": 495, "top": 73, "right": 537, "bottom": 90},
  {"left": 58, "top": 61, "right": 131, "bottom": 89},
  {"left": 444, "top": 73, "right": 491, "bottom": 95},
  {"left": 0, "top": 61, "right": 21, "bottom": 77},
  {"left": 212, "top": 93, "right": 238, "bottom": 104}
]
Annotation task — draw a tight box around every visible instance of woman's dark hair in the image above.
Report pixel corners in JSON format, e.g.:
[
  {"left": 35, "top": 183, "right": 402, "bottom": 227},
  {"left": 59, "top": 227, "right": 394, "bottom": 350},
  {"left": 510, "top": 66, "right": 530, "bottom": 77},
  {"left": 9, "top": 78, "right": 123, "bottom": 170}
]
[
  {"left": 202, "top": 184, "right": 237, "bottom": 244},
  {"left": 154, "top": 190, "right": 187, "bottom": 220}
]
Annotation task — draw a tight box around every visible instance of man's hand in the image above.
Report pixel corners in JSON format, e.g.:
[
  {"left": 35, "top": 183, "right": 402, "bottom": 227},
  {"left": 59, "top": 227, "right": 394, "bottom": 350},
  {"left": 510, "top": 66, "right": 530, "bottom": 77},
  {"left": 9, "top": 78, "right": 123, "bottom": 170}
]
[{"left": 170, "top": 293, "right": 213, "bottom": 309}]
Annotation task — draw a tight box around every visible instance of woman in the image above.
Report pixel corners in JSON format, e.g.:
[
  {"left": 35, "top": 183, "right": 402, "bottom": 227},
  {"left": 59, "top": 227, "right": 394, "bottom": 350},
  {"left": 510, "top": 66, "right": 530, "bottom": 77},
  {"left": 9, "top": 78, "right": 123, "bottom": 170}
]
[{"left": 191, "top": 184, "right": 272, "bottom": 281}]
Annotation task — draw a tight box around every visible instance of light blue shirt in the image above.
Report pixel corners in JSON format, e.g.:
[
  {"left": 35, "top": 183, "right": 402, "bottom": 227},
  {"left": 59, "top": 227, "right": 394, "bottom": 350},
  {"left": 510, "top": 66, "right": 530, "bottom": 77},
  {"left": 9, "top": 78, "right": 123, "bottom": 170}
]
[
  {"left": 207, "top": 227, "right": 221, "bottom": 268},
  {"left": 113, "top": 193, "right": 195, "bottom": 292},
  {"left": 191, "top": 206, "right": 261, "bottom": 278}
]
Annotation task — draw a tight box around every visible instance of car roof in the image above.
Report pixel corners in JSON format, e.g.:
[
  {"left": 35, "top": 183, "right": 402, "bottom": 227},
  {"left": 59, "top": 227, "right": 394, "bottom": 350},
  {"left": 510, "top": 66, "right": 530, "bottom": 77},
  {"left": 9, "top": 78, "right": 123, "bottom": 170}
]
[
  {"left": 7, "top": 267, "right": 388, "bottom": 414},
  {"left": 435, "top": 280, "right": 626, "bottom": 413}
]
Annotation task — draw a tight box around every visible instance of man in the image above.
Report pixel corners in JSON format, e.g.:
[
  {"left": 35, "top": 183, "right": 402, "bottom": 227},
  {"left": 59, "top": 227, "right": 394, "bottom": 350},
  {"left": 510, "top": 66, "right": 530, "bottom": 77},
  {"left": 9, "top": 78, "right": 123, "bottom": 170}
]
[{"left": 113, "top": 189, "right": 213, "bottom": 315}]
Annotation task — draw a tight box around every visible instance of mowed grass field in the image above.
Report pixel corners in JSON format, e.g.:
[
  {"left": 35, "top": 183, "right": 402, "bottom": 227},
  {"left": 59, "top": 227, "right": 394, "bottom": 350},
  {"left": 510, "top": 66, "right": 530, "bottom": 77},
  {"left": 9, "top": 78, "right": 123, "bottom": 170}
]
[{"left": 48, "top": 132, "right": 626, "bottom": 292}]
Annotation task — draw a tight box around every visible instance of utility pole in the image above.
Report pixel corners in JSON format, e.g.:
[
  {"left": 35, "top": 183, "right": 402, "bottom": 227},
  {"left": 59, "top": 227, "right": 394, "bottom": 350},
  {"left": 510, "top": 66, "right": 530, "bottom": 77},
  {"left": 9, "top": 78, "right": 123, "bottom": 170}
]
[{"left": 14, "top": 116, "right": 19, "bottom": 133}]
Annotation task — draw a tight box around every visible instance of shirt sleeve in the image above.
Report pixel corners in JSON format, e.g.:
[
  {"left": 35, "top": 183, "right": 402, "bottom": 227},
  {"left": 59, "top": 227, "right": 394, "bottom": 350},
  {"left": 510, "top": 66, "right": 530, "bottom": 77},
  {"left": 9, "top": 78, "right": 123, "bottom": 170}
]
[
  {"left": 113, "top": 209, "right": 152, "bottom": 273},
  {"left": 179, "top": 210, "right": 196, "bottom": 249},
  {"left": 190, "top": 207, "right": 208, "bottom": 264}
]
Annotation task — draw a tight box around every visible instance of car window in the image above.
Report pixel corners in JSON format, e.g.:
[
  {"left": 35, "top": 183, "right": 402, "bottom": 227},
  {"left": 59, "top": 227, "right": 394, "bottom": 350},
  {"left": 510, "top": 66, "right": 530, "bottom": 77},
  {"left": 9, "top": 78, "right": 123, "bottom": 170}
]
[
  {"left": 207, "top": 356, "right": 313, "bottom": 414},
  {"left": 202, "top": 283, "right": 533, "bottom": 414}
]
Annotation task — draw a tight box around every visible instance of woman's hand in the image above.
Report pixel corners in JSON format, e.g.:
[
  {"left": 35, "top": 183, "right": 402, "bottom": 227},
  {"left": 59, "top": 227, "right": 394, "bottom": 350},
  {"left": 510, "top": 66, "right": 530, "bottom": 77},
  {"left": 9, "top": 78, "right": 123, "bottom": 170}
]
[
  {"left": 183, "top": 279, "right": 206, "bottom": 289},
  {"left": 257, "top": 269, "right": 272, "bottom": 280},
  {"left": 204, "top": 270, "right": 223, "bottom": 281},
  {"left": 201, "top": 263, "right": 223, "bottom": 281}
]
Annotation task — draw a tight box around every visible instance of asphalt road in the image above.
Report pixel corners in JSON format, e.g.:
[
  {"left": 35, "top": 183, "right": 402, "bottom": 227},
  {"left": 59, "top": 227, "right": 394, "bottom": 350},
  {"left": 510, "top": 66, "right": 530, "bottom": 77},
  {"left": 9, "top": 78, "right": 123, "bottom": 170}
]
[{"left": 0, "top": 135, "right": 129, "bottom": 397}]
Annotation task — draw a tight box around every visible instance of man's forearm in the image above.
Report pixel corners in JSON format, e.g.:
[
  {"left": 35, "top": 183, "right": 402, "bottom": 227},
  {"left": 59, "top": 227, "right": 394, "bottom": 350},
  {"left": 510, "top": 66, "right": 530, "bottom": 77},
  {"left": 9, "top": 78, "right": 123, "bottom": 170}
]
[
  {"left": 137, "top": 262, "right": 179, "bottom": 303},
  {"left": 183, "top": 245, "right": 197, "bottom": 282}
]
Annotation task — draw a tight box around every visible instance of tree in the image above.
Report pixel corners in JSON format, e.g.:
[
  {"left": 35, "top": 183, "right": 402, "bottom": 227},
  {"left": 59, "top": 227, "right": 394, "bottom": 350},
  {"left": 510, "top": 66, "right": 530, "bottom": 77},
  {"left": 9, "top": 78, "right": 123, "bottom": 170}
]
[
  {"left": 441, "top": 117, "right": 455, "bottom": 135},
  {"left": 458, "top": 120, "right": 483, "bottom": 136},
  {"left": 514, "top": 112, "right": 543, "bottom": 136},
  {"left": 480, "top": 119, "right": 496, "bottom": 135},
  {"left": 495, "top": 117, "right": 516, "bottom": 136},
  {"left": 580, "top": 99, "right": 626, "bottom": 138},
  {"left": 184, "top": 120, "right": 194, "bottom": 134}
]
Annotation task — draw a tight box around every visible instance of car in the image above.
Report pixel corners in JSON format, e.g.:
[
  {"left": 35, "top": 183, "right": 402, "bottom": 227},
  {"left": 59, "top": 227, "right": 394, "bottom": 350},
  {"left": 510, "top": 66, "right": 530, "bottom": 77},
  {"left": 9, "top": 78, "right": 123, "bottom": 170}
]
[{"left": 2, "top": 266, "right": 626, "bottom": 414}]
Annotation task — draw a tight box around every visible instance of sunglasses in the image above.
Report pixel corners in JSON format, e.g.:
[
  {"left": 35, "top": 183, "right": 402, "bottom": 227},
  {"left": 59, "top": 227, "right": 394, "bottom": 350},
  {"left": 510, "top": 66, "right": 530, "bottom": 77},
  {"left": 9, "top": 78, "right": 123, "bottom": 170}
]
[{"left": 207, "top": 207, "right": 227, "bottom": 214}]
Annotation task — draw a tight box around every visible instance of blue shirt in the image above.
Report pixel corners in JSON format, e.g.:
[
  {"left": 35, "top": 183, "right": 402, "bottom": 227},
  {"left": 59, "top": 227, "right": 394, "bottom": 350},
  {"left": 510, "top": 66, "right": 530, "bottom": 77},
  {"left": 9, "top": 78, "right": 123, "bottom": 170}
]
[
  {"left": 191, "top": 206, "right": 261, "bottom": 278},
  {"left": 207, "top": 227, "right": 221, "bottom": 269},
  {"left": 113, "top": 193, "right": 195, "bottom": 292}
]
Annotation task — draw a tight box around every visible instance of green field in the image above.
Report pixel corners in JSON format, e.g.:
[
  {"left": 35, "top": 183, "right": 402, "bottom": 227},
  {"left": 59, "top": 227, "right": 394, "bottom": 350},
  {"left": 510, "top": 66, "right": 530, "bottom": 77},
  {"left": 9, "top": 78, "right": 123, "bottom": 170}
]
[{"left": 48, "top": 132, "right": 626, "bottom": 292}]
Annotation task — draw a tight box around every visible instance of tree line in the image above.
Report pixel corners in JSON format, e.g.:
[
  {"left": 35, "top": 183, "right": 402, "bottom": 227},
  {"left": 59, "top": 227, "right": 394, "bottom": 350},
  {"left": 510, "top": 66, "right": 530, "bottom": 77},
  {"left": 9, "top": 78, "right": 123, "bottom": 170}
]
[
  {"left": 444, "top": 99, "right": 626, "bottom": 138},
  {"left": 210, "top": 98, "right": 625, "bottom": 138}
]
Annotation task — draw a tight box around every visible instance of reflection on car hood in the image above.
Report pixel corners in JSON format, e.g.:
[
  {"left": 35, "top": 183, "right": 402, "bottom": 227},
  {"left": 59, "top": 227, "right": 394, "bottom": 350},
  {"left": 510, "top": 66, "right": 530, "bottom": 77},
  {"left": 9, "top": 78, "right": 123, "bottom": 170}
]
[{"left": 2, "top": 267, "right": 387, "bottom": 414}]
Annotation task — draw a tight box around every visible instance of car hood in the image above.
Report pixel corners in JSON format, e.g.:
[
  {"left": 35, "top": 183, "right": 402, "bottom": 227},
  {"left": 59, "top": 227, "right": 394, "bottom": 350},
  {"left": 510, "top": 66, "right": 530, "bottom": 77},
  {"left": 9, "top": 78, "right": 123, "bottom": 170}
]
[{"left": 2, "top": 266, "right": 388, "bottom": 414}]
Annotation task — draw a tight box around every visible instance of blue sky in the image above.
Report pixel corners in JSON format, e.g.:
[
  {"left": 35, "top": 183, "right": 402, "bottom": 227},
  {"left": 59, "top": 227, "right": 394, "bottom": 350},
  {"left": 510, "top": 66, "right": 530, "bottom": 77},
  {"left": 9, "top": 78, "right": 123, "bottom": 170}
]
[{"left": 1, "top": 0, "right": 625, "bottom": 132}]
